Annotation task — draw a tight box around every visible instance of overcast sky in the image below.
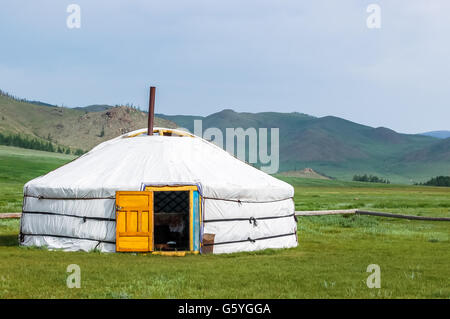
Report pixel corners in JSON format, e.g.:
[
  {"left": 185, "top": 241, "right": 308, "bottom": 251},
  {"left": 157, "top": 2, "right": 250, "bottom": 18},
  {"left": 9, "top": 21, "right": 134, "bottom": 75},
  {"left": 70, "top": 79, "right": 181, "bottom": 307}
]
[{"left": 0, "top": 1, "right": 449, "bottom": 133}]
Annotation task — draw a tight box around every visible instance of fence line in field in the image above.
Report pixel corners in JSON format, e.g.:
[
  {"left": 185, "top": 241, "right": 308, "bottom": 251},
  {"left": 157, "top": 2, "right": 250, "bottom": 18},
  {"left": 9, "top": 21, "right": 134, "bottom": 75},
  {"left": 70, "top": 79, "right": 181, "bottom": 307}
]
[
  {"left": 295, "top": 209, "right": 450, "bottom": 221},
  {"left": 0, "top": 213, "right": 21, "bottom": 219}
]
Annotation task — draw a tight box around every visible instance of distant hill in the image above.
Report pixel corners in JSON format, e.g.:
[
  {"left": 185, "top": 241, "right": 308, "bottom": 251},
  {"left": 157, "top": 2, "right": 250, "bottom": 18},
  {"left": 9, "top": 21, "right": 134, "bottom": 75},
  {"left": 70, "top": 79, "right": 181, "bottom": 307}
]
[
  {"left": 0, "top": 93, "right": 176, "bottom": 152},
  {"left": 403, "top": 138, "right": 450, "bottom": 162},
  {"left": 420, "top": 131, "right": 450, "bottom": 139},
  {"left": 27, "top": 101, "right": 59, "bottom": 108},
  {"left": 279, "top": 168, "right": 331, "bottom": 180},
  {"left": 74, "top": 104, "right": 114, "bottom": 112},
  {"left": 158, "top": 109, "right": 449, "bottom": 183}
]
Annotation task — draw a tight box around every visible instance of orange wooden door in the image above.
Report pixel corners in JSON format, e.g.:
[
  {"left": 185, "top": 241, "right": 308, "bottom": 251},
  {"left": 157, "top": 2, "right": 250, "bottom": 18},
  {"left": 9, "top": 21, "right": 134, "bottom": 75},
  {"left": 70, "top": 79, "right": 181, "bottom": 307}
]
[{"left": 116, "top": 191, "right": 153, "bottom": 252}]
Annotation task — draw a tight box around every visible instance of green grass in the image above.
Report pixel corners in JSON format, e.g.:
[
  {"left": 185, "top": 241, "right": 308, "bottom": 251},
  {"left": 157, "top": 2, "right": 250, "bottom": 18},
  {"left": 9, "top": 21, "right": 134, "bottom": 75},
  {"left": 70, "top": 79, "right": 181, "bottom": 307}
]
[
  {"left": 1, "top": 216, "right": 448, "bottom": 298},
  {"left": 0, "top": 145, "right": 75, "bottom": 212},
  {"left": 278, "top": 176, "right": 450, "bottom": 218},
  {"left": 0, "top": 146, "right": 449, "bottom": 298}
]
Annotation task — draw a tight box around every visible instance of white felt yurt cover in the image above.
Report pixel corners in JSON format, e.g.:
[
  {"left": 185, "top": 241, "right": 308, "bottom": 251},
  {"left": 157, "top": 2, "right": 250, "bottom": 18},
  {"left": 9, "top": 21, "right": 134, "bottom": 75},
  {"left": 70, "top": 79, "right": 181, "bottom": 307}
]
[{"left": 20, "top": 128, "right": 297, "bottom": 254}]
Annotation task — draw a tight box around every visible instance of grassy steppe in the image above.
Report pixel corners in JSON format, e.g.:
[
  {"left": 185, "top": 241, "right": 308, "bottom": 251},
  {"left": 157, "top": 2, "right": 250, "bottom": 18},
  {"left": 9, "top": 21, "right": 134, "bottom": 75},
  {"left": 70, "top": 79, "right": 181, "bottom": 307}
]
[
  {"left": 0, "top": 146, "right": 75, "bottom": 213},
  {"left": 0, "top": 146, "right": 449, "bottom": 298},
  {"left": 279, "top": 176, "right": 450, "bottom": 218}
]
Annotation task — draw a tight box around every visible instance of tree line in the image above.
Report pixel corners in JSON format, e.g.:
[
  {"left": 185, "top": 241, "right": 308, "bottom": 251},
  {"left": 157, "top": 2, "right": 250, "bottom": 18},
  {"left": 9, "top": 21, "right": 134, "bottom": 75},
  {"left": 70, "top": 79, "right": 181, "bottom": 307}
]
[
  {"left": 0, "top": 132, "right": 84, "bottom": 155},
  {"left": 353, "top": 174, "right": 391, "bottom": 184},
  {"left": 416, "top": 176, "right": 450, "bottom": 187}
]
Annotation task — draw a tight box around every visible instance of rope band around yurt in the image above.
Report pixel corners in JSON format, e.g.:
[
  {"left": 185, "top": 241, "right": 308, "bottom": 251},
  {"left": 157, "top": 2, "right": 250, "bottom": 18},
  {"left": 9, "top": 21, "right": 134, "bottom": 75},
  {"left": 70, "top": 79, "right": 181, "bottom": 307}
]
[{"left": 202, "top": 232, "right": 297, "bottom": 247}]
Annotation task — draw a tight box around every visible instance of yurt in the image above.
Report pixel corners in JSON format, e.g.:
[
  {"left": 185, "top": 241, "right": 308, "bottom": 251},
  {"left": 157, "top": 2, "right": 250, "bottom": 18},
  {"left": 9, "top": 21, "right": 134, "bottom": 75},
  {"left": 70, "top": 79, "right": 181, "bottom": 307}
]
[
  {"left": 19, "top": 128, "right": 297, "bottom": 254},
  {"left": 19, "top": 88, "right": 297, "bottom": 255}
]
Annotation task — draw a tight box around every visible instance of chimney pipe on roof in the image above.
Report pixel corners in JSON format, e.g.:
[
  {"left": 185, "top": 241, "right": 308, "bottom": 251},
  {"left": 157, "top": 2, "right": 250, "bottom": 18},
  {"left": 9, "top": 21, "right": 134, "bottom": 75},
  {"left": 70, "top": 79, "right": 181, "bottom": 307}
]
[{"left": 147, "top": 86, "right": 156, "bottom": 135}]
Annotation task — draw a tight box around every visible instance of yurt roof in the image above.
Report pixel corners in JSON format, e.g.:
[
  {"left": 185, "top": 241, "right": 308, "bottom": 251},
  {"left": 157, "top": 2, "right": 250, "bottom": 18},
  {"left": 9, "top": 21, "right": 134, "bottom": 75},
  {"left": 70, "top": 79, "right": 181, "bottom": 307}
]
[{"left": 24, "top": 128, "right": 293, "bottom": 202}]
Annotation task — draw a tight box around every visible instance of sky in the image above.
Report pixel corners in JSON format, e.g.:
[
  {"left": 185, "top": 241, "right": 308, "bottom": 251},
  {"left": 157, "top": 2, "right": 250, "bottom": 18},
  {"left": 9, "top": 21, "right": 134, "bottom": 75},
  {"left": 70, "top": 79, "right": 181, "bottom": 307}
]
[{"left": 0, "top": 0, "right": 449, "bottom": 133}]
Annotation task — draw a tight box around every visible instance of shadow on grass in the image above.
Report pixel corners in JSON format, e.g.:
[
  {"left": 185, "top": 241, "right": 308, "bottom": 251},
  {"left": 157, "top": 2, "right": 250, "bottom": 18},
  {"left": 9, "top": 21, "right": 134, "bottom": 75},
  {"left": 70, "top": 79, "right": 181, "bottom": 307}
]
[{"left": 0, "top": 234, "right": 18, "bottom": 246}]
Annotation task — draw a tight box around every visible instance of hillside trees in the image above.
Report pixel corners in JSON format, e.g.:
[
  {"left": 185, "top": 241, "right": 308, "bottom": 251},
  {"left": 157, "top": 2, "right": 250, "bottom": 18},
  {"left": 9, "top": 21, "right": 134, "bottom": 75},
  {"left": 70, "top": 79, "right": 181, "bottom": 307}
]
[
  {"left": 419, "top": 176, "right": 450, "bottom": 187},
  {"left": 353, "top": 174, "right": 391, "bottom": 184},
  {"left": 0, "top": 132, "right": 56, "bottom": 152},
  {"left": 0, "top": 132, "right": 81, "bottom": 155}
]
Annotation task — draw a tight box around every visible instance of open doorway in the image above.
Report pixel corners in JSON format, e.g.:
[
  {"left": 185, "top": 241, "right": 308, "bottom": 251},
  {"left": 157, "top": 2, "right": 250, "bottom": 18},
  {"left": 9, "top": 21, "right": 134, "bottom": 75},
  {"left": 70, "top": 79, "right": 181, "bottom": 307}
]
[
  {"left": 153, "top": 191, "right": 190, "bottom": 251},
  {"left": 116, "top": 185, "right": 200, "bottom": 253}
]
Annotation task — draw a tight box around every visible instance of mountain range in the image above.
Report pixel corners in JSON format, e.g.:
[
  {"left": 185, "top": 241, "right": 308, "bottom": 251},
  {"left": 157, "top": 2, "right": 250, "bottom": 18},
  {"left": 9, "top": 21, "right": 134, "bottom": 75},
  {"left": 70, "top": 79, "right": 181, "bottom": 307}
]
[
  {"left": 156, "top": 110, "right": 449, "bottom": 183},
  {"left": 0, "top": 91, "right": 448, "bottom": 183},
  {"left": 420, "top": 131, "right": 450, "bottom": 139}
]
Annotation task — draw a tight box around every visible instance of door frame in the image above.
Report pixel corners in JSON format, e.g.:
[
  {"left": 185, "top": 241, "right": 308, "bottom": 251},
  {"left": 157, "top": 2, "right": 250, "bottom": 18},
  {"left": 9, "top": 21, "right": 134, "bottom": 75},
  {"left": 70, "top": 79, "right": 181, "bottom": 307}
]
[{"left": 143, "top": 185, "right": 199, "bottom": 252}]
